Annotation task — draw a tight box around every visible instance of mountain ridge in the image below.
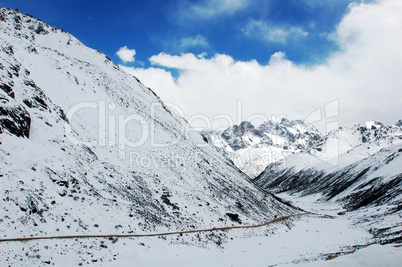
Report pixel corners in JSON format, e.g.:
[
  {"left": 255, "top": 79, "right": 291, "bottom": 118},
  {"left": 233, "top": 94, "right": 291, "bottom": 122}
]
[
  {"left": 0, "top": 7, "right": 296, "bottom": 248},
  {"left": 204, "top": 118, "right": 402, "bottom": 178}
]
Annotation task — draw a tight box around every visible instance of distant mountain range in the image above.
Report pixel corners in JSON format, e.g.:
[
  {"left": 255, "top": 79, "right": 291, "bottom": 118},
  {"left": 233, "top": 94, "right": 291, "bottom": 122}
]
[
  {"left": 203, "top": 118, "right": 402, "bottom": 178},
  {"left": 205, "top": 119, "right": 402, "bottom": 243}
]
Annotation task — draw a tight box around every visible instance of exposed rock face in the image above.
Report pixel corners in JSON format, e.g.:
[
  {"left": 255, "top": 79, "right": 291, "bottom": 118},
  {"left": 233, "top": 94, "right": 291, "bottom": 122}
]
[{"left": 0, "top": 92, "right": 31, "bottom": 137}]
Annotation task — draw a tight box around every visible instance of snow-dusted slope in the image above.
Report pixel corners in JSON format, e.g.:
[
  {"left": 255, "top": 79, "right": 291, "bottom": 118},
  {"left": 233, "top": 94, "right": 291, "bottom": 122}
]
[
  {"left": 203, "top": 118, "right": 325, "bottom": 177},
  {"left": 0, "top": 7, "right": 297, "bottom": 249},
  {"left": 254, "top": 123, "right": 402, "bottom": 243}
]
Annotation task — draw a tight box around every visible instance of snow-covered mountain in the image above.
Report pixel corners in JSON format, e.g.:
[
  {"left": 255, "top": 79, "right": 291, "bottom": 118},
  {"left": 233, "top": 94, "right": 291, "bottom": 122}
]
[
  {"left": 0, "top": 7, "right": 298, "bottom": 253},
  {"left": 1, "top": 7, "right": 401, "bottom": 266},
  {"left": 204, "top": 114, "right": 402, "bottom": 244},
  {"left": 254, "top": 121, "right": 402, "bottom": 243},
  {"left": 203, "top": 118, "right": 325, "bottom": 177}
]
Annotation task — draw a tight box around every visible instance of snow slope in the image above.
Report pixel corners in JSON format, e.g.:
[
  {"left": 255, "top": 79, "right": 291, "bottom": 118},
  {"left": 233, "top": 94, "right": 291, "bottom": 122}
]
[
  {"left": 303, "top": 243, "right": 402, "bottom": 267},
  {"left": 0, "top": 7, "right": 297, "bottom": 256},
  {"left": 0, "top": 213, "right": 374, "bottom": 266},
  {"left": 254, "top": 128, "right": 402, "bottom": 243}
]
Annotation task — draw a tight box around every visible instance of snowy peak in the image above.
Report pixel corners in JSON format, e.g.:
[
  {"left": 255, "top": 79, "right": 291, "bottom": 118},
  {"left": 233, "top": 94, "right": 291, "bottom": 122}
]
[
  {"left": 258, "top": 118, "right": 323, "bottom": 147},
  {"left": 0, "top": 7, "right": 112, "bottom": 66},
  {"left": 235, "top": 121, "right": 255, "bottom": 134},
  {"left": 205, "top": 118, "right": 402, "bottom": 178},
  {"left": 337, "top": 120, "right": 402, "bottom": 146},
  {"left": 204, "top": 119, "right": 326, "bottom": 177},
  {"left": 396, "top": 119, "right": 402, "bottom": 128},
  {"left": 217, "top": 118, "right": 325, "bottom": 151},
  {"left": 365, "top": 120, "right": 384, "bottom": 129},
  {"left": 220, "top": 121, "right": 273, "bottom": 151}
]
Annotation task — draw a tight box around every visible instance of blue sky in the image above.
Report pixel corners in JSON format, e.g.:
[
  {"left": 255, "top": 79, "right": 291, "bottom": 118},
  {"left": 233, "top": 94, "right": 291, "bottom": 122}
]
[
  {"left": 2, "top": 0, "right": 359, "bottom": 66},
  {"left": 2, "top": 0, "right": 401, "bottom": 129}
]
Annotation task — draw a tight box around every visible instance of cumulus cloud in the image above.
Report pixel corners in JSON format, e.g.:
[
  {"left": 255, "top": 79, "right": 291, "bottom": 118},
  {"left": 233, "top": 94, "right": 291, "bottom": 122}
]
[
  {"left": 122, "top": 0, "right": 402, "bottom": 129},
  {"left": 244, "top": 20, "right": 308, "bottom": 44},
  {"left": 116, "top": 46, "right": 136, "bottom": 63},
  {"left": 120, "top": 65, "right": 179, "bottom": 96}
]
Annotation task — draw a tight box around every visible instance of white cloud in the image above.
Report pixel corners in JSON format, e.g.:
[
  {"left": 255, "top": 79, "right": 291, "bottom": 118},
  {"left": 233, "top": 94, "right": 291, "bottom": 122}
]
[
  {"left": 245, "top": 20, "right": 308, "bottom": 44},
  {"left": 180, "top": 0, "right": 249, "bottom": 20},
  {"left": 122, "top": 0, "right": 402, "bottom": 129},
  {"left": 120, "top": 65, "right": 179, "bottom": 95},
  {"left": 197, "top": 52, "right": 208, "bottom": 59},
  {"left": 116, "top": 46, "right": 136, "bottom": 63}
]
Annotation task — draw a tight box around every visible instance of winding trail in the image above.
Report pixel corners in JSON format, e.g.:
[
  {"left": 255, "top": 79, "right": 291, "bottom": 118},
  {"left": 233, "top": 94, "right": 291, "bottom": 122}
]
[{"left": 0, "top": 212, "right": 310, "bottom": 243}]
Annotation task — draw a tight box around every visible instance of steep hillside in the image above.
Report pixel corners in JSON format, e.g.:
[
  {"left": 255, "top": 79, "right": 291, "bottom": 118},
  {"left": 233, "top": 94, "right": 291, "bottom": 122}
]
[{"left": 0, "top": 7, "right": 297, "bottom": 248}]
